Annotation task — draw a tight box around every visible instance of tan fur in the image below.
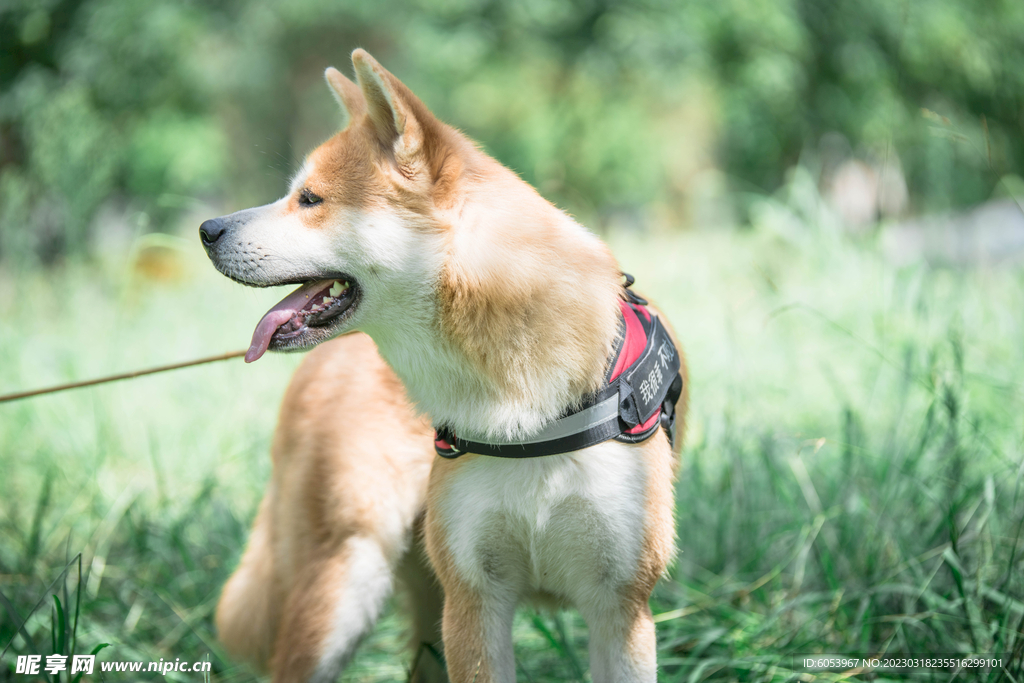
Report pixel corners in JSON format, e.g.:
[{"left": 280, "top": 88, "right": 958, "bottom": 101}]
[
  {"left": 216, "top": 493, "right": 279, "bottom": 666},
  {"left": 211, "top": 49, "right": 689, "bottom": 683},
  {"left": 437, "top": 190, "right": 622, "bottom": 405}
]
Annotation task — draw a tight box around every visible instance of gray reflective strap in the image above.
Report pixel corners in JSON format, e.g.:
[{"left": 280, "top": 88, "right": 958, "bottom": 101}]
[{"left": 458, "top": 394, "right": 620, "bottom": 446}]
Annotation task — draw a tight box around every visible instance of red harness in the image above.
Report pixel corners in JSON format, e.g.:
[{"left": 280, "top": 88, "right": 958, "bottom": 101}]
[{"left": 434, "top": 280, "right": 682, "bottom": 459}]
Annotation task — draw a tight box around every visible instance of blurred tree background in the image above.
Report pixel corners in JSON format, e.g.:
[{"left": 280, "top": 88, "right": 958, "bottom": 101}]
[{"left": 1, "top": 0, "right": 1022, "bottom": 263}]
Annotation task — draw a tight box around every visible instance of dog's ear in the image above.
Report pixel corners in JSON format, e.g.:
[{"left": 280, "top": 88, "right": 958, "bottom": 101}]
[
  {"left": 351, "top": 49, "right": 430, "bottom": 169},
  {"left": 324, "top": 67, "right": 366, "bottom": 128}
]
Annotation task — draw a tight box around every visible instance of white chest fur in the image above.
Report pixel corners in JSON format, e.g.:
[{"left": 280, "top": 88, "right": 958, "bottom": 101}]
[{"left": 434, "top": 440, "right": 652, "bottom": 602}]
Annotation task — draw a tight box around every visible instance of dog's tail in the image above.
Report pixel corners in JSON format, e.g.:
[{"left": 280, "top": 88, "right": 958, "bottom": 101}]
[{"left": 216, "top": 494, "right": 278, "bottom": 670}]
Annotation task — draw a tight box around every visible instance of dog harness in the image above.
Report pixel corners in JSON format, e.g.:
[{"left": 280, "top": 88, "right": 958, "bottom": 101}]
[{"left": 434, "top": 276, "right": 683, "bottom": 459}]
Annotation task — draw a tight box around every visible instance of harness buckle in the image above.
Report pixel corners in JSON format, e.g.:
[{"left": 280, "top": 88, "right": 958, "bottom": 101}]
[{"left": 621, "top": 272, "right": 648, "bottom": 306}]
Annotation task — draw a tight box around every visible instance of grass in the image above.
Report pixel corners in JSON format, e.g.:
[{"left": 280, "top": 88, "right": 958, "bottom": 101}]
[{"left": 1, "top": 193, "right": 1023, "bottom": 681}]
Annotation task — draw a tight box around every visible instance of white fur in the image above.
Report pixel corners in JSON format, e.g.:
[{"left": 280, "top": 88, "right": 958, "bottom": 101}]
[
  {"left": 212, "top": 199, "right": 340, "bottom": 286},
  {"left": 436, "top": 441, "right": 650, "bottom": 600}
]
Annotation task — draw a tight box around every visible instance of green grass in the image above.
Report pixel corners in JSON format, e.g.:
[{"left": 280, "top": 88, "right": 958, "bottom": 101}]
[{"left": 1, "top": 204, "right": 1023, "bottom": 681}]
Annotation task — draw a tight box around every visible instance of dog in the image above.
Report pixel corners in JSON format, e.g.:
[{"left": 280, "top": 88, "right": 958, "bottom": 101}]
[{"left": 202, "top": 49, "right": 688, "bottom": 683}]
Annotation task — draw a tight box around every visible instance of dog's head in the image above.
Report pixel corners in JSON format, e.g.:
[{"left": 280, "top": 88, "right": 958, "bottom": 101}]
[
  {"left": 202, "top": 49, "right": 624, "bottom": 435},
  {"left": 201, "top": 49, "right": 465, "bottom": 362}
]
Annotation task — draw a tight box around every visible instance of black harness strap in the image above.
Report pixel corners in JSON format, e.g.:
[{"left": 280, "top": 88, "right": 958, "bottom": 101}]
[{"left": 434, "top": 276, "right": 682, "bottom": 459}]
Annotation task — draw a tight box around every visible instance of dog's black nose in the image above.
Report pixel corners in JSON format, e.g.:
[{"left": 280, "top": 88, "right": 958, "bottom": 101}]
[{"left": 199, "top": 218, "right": 226, "bottom": 247}]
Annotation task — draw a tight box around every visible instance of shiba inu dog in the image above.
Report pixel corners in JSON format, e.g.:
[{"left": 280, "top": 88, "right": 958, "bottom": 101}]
[{"left": 203, "top": 49, "right": 688, "bottom": 683}]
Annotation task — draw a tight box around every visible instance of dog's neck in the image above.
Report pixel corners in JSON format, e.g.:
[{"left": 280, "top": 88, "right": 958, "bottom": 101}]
[{"left": 362, "top": 164, "right": 623, "bottom": 440}]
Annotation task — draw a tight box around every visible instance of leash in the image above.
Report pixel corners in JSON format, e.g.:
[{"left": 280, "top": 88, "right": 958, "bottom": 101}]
[{"left": 0, "top": 350, "right": 248, "bottom": 404}]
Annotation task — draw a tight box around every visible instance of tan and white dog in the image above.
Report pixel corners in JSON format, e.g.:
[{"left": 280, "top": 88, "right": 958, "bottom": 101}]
[{"left": 203, "top": 49, "right": 688, "bottom": 683}]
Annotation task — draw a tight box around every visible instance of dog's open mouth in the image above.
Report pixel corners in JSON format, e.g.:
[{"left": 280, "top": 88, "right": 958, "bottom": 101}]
[{"left": 246, "top": 277, "right": 359, "bottom": 362}]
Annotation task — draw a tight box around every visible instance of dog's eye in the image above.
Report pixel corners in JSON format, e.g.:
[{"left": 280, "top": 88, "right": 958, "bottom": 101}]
[{"left": 298, "top": 189, "right": 322, "bottom": 206}]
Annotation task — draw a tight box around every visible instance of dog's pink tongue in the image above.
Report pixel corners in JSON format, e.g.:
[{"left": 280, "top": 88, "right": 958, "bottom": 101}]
[
  {"left": 246, "top": 309, "right": 297, "bottom": 363},
  {"left": 246, "top": 281, "right": 333, "bottom": 363}
]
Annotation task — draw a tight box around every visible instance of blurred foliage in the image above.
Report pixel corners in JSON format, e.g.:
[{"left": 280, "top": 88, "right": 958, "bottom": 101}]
[{"left": 1, "top": 0, "right": 1022, "bottom": 264}]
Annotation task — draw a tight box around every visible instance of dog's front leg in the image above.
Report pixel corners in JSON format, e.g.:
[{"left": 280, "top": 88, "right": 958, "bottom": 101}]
[
  {"left": 424, "top": 491, "right": 520, "bottom": 683},
  {"left": 440, "top": 578, "right": 517, "bottom": 683},
  {"left": 580, "top": 599, "right": 658, "bottom": 683}
]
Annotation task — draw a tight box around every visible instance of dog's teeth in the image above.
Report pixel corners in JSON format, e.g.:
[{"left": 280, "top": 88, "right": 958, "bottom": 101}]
[
  {"left": 329, "top": 281, "right": 343, "bottom": 297},
  {"left": 323, "top": 297, "right": 334, "bottom": 305}
]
